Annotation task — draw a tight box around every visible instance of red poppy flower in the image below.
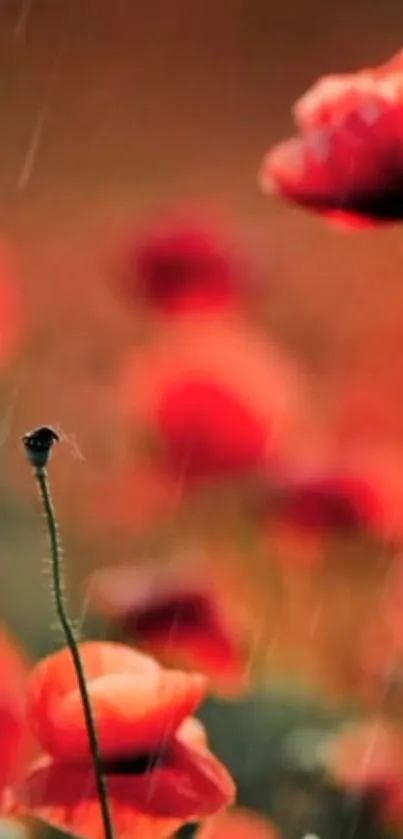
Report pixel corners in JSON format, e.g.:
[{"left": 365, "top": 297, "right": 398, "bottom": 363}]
[
  {"left": 197, "top": 808, "right": 282, "bottom": 839},
  {"left": 259, "top": 464, "right": 386, "bottom": 569},
  {"left": 156, "top": 377, "right": 270, "bottom": 483},
  {"left": 322, "top": 721, "right": 403, "bottom": 826},
  {"left": 115, "top": 308, "right": 322, "bottom": 501},
  {"left": 259, "top": 48, "right": 403, "bottom": 228},
  {"left": 273, "top": 472, "right": 382, "bottom": 535},
  {"left": 87, "top": 564, "right": 249, "bottom": 696},
  {"left": 119, "top": 214, "right": 242, "bottom": 315},
  {"left": 0, "top": 629, "right": 29, "bottom": 801},
  {"left": 13, "top": 642, "right": 235, "bottom": 839}
]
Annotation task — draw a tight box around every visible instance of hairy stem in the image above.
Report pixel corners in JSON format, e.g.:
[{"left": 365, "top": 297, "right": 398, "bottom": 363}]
[{"left": 34, "top": 465, "right": 115, "bottom": 839}]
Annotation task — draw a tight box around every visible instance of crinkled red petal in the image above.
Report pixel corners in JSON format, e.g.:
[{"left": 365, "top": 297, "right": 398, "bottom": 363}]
[
  {"left": 260, "top": 57, "right": 403, "bottom": 226},
  {"left": 0, "top": 630, "right": 29, "bottom": 792},
  {"left": 12, "top": 756, "right": 185, "bottom": 839},
  {"left": 137, "top": 635, "right": 249, "bottom": 695},
  {"left": 110, "top": 732, "right": 236, "bottom": 818},
  {"left": 28, "top": 642, "right": 207, "bottom": 760},
  {"left": 156, "top": 378, "right": 269, "bottom": 480},
  {"left": 13, "top": 736, "right": 235, "bottom": 835}
]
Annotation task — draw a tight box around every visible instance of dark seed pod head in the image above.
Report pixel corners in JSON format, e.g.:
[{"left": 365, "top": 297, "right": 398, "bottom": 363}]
[{"left": 22, "top": 426, "right": 60, "bottom": 468}]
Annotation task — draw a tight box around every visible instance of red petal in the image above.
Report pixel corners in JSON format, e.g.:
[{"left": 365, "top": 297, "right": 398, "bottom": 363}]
[
  {"left": 0, "top": 630, "right": 29, "bottom": 793},
  {"left": 260, "top": 126, "right": 388, "bottom": 227},
  {"left": 380, "top": 49, "right": 403, "bottom": 75},
  {"left": 0, "top": 242, "right": 22, "bottom": 370},
  {"left": 120, "top": 213, "right": 237, "bottom": 314},
  {"left": 13, "top": 757, "right": 186, "bottom": 839},
  {"left": 13, "top": 726, "right": 235, "bottom": 835},
  {"left": 293, "top": 72, "right": 384, "bottom": 130},
  {"left": 176, "top": 717, "right": 208, "bottom": 750},
  {"left": 278, "top": 473, "right": 381, "bottom": 533},
  {"left": 28, "top": 642, "right": 207, "bottom": 760},
  {"left": 260, "top": 53, "right": 403, "bottom": 226},
  {"left": 156, "top": 377, "right": 269, "bottom": 480},
  {"left": 142, "top": 638, "right": 249, "bottom": 696},
  {"left": 116, "top": 312, "right": 318, "bottom": 486},
  {"left": 112, "top": 729, "right": 235, "bottom": 818}
]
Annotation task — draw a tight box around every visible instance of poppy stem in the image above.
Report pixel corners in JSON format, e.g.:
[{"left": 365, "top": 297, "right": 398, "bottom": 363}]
[{"left": 22, "top": 427, "right": 115, "bottom": 839}]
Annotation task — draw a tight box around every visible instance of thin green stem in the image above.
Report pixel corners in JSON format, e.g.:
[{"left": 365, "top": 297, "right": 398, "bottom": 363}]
[{"left": 34, "top": 465, "right": 115, "bottom": 839}]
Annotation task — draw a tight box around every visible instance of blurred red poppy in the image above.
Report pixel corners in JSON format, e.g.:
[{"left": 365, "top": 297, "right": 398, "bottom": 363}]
[
  {"left": 197, "top": 808, "right": 282, "bottom": 839},
  {"left": 13, "top": 642, "right": 235, "bottom": 839},
  {"left": 156, "top": 377, "right": 270, "bottom": 483},
  {"left": 87, "top": 564, "right": 249, "bottom": 696},
  {"left": 0, "top": 629, "right": 29, "bottom": 802},
  {"left": 119, "top": 214, "right": 242, "bottom": 315},
  {"left": 101, "top": 269, "right": 324, "bottom": 540},
  {"left": 115, "top": 304, "right": 324, "bottom": 498},
  {"left": 322, "top": 721, "right": 403, "bottom": 826},
  {"left": 273, "top": 472, "right": 382, "bottom": 535},
  {"left": 259, "top": 49, "right": 403, "bottom": 228},
  {"left": 259, "top": 463, "right": 388, "bottom": 570},
  {"left": 0, "top": 243, "right": 22, "bottom": 369}
]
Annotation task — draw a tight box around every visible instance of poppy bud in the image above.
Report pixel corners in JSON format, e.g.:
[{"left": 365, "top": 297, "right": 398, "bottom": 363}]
[{"left": 22, "top": 426, "right": 60, "bottom": 469}]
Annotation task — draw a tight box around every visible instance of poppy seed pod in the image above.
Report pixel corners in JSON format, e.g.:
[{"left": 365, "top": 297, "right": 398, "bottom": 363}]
[{"left": 22, "top": 426, "right": 60, "bottom": 469}]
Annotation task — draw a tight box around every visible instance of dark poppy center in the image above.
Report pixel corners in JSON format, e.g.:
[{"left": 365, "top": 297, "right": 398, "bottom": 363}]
[
  {"left": 289, "top": 488, "right": 359, "bottom": 530},
  {"left": 104, "top": 750, "right": 163, "bottom": 776},
  {"left": 126, "top": 592, "right": 210, "bottom": 638}
]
